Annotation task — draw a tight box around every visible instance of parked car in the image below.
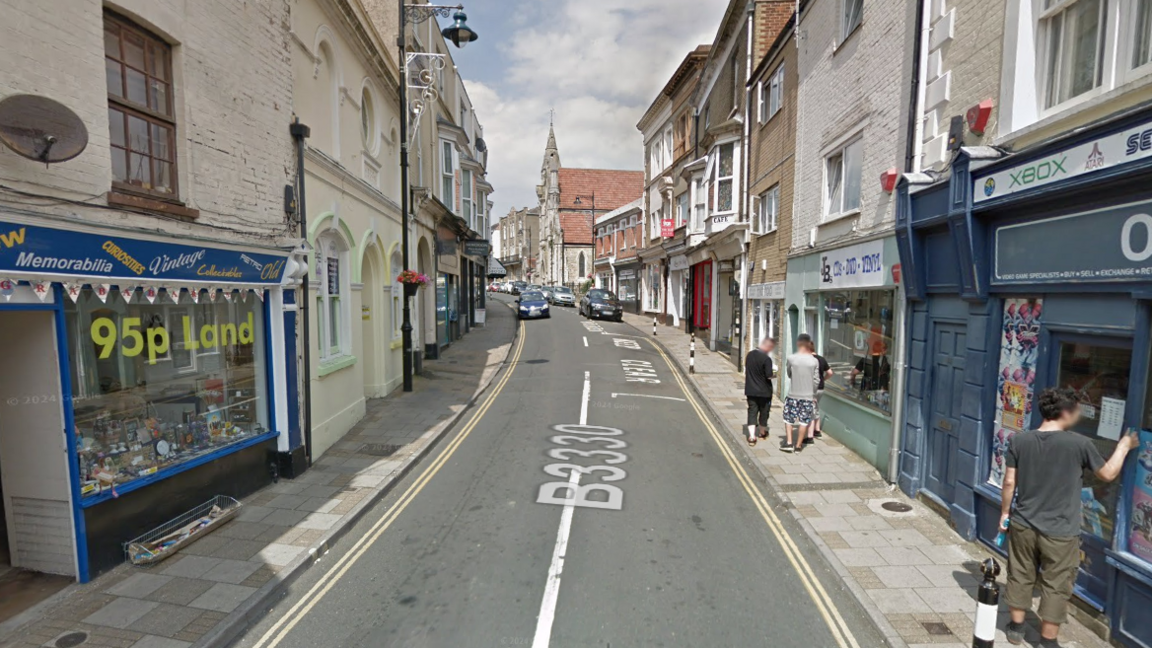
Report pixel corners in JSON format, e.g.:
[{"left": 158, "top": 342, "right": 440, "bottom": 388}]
[
  {"left": 509, "top": 281, "right": 527, "bottom": 295},
  {"left": 549, "top": 285, "right": 576, "bottom": 307},
  {"left": 516, "top": 290, "right": 550, "bottom": 319},
  {"left": 580, "top": 289, "right": 622, "bottom": 321},
  {"left": 540, "top": 285, "right": 556, "bottom": 301},
  {"left": 526, "top": 283, "right": 543, "bottom": 294},
  {"left": 488, "top": 282, "right": 502, "bottom": 292}
]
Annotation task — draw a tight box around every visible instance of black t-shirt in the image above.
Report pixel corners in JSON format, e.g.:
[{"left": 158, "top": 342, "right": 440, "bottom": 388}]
[
  {"left": 815, "top": 354, "right": 830, "bottom": 390},
  {"left": 1006, "top": 429, "right": 1106, "bottom": 538},
  {"left": 854, "top": 355, "right": 890, "bottom": 391},
  {"left": 744, "top": 349, "right": 775, "bottom": 398}
]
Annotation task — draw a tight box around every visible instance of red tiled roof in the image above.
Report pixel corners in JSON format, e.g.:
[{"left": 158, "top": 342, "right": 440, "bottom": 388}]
[{"left": 556, "top": 168, "right": 643, "bottom": 245}]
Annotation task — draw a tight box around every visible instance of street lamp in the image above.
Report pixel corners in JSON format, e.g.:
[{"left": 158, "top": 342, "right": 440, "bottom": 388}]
[
  {"left": 573, "top": 193, "right": 595, "bottom": 288},
  {"left": 398, "top": 2, "right": 479, "bottom": 392}
]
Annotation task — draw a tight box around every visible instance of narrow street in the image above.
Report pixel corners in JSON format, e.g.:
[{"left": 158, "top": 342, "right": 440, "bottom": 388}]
[{"left": 230, "top": 293, "right": 885, "bottom": 648}]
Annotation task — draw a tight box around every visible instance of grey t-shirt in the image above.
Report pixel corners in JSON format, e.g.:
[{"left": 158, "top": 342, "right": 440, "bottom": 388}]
[
  {"left": 786, "top": 353, "right": 820, "bottom": 401},
  {"left": 1006, "top": 429, "right": 1106, "bottom": 538}
]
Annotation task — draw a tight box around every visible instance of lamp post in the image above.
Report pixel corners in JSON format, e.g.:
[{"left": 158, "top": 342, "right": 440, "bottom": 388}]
[
  {"left": 398, "top": 2, "right": 478, "bottom": 391},
  {"left": 573, "top": 193, "right": 595, "bottom": 289}
]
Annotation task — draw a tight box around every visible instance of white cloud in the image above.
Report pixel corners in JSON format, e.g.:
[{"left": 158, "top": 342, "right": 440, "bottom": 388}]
[{"left": 470, "top": 0, "right": 729, "bottom": 218}]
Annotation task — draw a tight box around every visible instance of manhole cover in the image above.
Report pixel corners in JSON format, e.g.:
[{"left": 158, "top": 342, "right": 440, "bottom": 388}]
[
  {"left": 881, "top": 501, "right": 914, "bottom": 513},
  {"left": 922, "top": 622, "right": 952, "bottom": 636},
  {"left": 55, "top": 632, "right": 89, "bottom": 648},
  {"left": 360, "top": 444, "right": 402, "bottom": 457}
]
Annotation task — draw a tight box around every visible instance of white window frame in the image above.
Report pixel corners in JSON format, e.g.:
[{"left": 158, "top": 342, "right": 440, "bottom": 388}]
[
  {"left": 710, "top": 141, "right": 737, "bottom": 216},
  {"left": 756, "top": 185, "right": 780, "bottom": 234},
  {"left": 676, "top": 192, "right": 689, "bottom": 227},
  {"left": 1039, "top": 0, "right": 1108, "bottom": 110},
  {"left": 440, "top": 140, "right": 455, "bottom": 208},
  {"left": 462, "top": 169, "right": 473, "bottom": 228},
  {"left": 768, "top": 64, "right": 784, "bottom": 119},
  {"left": 317, "top": 235, "right": 351, "bottom": 362},
  {"left": 663, "top": 126, "right": 673, "bottom": 167},
  {"left": 843, "top": 0, "right": 864, "bottom": 39},
  {"left": 757, "top": 81, "right": 767, "bottom": 124},
  {"left": 824, "top": 137, "right": 863, "bottom": 221}
]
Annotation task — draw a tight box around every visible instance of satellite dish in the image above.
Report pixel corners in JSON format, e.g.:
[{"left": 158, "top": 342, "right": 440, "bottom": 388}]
[{"left": 0, "top": 94, "right": 88, "bottom": 163}]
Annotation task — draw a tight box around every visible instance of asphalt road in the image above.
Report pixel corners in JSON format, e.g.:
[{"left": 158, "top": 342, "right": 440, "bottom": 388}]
[{"left": 231, "top": 293, "right": 886, "bottom": 648}]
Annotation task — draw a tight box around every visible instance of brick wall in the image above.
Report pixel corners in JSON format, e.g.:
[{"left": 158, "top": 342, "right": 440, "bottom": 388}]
[
  {"left": 0, "top": 0, "right": 295, "bottom": 245},
  {"left": 753, "top": 0, "right": 793, "bottom": 65}
]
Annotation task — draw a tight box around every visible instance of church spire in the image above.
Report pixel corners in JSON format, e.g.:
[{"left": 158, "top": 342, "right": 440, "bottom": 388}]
[{"left": 546, "top": 114, "right": 557, "bottom": 152}]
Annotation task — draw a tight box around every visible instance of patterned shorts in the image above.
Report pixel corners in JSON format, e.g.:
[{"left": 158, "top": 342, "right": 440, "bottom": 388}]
[{"left": 783, "top": 397, "right": 817, "bottom": 425}]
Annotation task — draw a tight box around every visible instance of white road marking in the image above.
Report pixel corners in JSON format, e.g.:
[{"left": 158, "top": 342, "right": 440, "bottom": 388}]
[
  {"left": 583, "top": 336, "right": 588, "bottom": 347},
  {"left": 531, "top": 370, "right": 591, "bottom": 648},
  {"left": 610, "top": 393, "right": 686, "bottom": 402}
]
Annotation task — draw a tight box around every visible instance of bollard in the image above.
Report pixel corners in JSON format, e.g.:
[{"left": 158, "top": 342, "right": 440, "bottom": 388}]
[
  {"left": 972, "top": 558, "right": 1001, "bottom": 648},
  {"left": 653, "top": 316, "right": 658, "bottom": 336},
  {"left": 689, "top": 332, "right": 696, "bottom": 374}
]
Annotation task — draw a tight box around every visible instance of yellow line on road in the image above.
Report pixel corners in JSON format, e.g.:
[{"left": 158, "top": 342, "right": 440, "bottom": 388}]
[
  {"left": 648, "top": 339, "right": 862, "bottom": 648},
  {"left": 252, "top": 321, "right": 527, "bottom": 648}
]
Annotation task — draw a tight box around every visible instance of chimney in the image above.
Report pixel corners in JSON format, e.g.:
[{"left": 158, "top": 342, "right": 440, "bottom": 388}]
[{"left": 753, "top": 0, "right": 794, "bottom": 64}]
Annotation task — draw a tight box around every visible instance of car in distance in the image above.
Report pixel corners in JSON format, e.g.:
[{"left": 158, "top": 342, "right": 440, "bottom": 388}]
[
  {"left": 549, "top": 285, "right": 576, "bottom": 307},
  {"left": 516, "top": 290, "right": 550, "bottom": 319},
  {"left": 540, "top": 285, "right": 556, "bottom": 301},
  {"left": 509, "top": 281, "right": 527, "bottom": 295},
  {"left": 580, "top": 289, "right": 623, "bottom": 321}
]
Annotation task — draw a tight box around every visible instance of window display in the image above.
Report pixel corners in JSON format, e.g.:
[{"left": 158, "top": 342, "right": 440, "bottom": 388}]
[
  {"left": 989, "top": 298, "right": 1044, "bottom": 487},
  {"left": 65, "top": 288, "right": 269, "bottom": 499},
  {"left": 820, "top": 289, "right": 895, "bottom": 413}
]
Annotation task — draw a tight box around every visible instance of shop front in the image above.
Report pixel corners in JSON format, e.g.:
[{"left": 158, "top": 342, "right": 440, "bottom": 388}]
[
  {"left": 435, "top": 224, "right": 461, "bottom": 351},
  {"left": 0, "top": 214, "right": 296, "bottom": 581},
  {"left": 688, "top": 259, "right": 713, "bottom": 338},
  {"left": 895, "top": 112, "right": 1152, "bottom": 646},
  {"left": 615, "top": 262, "right": 641, "bottom": 314},
  {"left": 786, "top": 236, "right": 902, "bottom": 476},
  {"left": 667, "top": 252, "right": 689, "bottom": 329},
  {"left": 747, "top": 280, "right": 786, "bottom": 396}
]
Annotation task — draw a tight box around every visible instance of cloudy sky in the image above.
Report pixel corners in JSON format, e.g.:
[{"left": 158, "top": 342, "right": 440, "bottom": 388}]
[{"left": 438, "top": 0, "right": 730, "bottom": 219}]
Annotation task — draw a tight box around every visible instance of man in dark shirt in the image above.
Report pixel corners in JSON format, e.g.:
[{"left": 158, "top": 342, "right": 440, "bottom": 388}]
[
  {"left": 743, "top": 337, "right": 776, "bottom": 446},
  {"left": 1001, "top": 387, "right": 1138, "bottom": 647}
]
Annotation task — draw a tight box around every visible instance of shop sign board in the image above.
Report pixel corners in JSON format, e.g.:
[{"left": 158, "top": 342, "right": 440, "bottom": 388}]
[
  {"left": 746, "top": 281, "right": 785, "bottom": 300},
  {"left": 0, "top": 218, "right": 288, "bottom": 283},
  {"left": 974, "top": 118, "right": 1152, "bottom": 203},
  {"left": 994, "top": 199, "right": 1152, "bottom": 284},
  {"left": 618, "top": 269, "right": 636, "bottom": 279},
  {"left": 463, "top": 240, "right": 490, "bottom": 257},
  {"left": 819, "top": 239, "right": 885, "bottom": 289},
  {"left": 669, "top": 256, "right": 690, "bottom": 271}
]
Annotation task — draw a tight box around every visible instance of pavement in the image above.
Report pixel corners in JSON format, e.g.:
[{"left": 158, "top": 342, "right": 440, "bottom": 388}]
[
  {"left": 226, "top": 294, "right": 886, "bottom": 648},
  {"left": 0, "top": 302, "right": 517, "bottom": 648},
  {"left": 619, "top": 310, "right": 1110, "bottom": 648}
]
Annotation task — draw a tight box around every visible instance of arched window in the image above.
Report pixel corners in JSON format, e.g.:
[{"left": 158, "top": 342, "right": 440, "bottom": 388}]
[
  {"left": 578, "top": 251, "right": 586, "bottom": 277},
  {"left": 317, "top": 234, "right": 350, "bottom": 360},
  {"left": 361, "top": 87, "right": 374, "bottom": 150},
  {"left": 391, "top": 249, "right": 403, "bottom": 340}
]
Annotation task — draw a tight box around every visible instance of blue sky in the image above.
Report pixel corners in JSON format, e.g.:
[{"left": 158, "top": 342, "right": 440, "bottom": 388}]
[{"left": 435, "top": 0, "right": 730, "bottom": 219}]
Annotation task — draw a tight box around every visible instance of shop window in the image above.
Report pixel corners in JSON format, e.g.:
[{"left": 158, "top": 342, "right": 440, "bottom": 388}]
[
  {"left": 317, "top": 237, "right": 348, "bottom": 361},
  {"left": 67, "top": 289, "right": 268, "bottom": 499},
  {"left": 105, "top": 12, "right": 177, "bottom": 197},
  {"left": 821, "top": 289, "right": 895, "bottom": 413},
  {"left": 646, "top": 264, "right": 661, "bottom": 311},
  {"left": 1042, "top": 0, "right": 1106, "bottom": 108},
  {"left": 825, "top": 138, "right": 863, "bottom": 219}
]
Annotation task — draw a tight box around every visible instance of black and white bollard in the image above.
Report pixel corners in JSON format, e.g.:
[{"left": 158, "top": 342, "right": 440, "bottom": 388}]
[
  {"left": 689, "top": 332, "right": 696, "bottom": 374},
  {"left": 653, "top": 316, "right": 657, "bottom": 336},
  {"left": 972, "top": 558, "right": 1001, "bottom": 648}
]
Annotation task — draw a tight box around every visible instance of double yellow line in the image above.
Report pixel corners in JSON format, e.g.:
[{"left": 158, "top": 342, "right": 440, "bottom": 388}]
[
  {"left": 648, "top": 339, "right": 861, "bottom": 648},
  {"left": 251, "top": 321, "right": 527, "bottom": 648}
]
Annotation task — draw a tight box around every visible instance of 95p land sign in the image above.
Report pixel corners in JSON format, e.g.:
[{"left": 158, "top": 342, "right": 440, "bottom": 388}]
[{"left": 974, "top": 119, "right": 1152, "bottom": 203}]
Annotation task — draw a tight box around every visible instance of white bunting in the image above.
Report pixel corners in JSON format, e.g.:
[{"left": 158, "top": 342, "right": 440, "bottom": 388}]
[
  {"left": 63, "top": 282, "right": 83, "bottom": 303},
  {"left": 188, "top": 288, "right": 200, "bottom": 304},
  {"left": 253, "top": 288, "right": 265, "bottom": 302},
  {"left": 144, "top": 286, "right": 159, "bottom": 304},
  {"left": 0, "top": 278, "right": 14, "bottom": 301},
  {"left": 120, "top": 287, "right": 135, "bottom": 303},
  {"left": 222, "top": 289, "right": 233, "bottom": 302},
  {"left": 95, "top": 284, "right": 111, "bottom": 303},
  {"left": 207, "top": 286, "right": 219, "bottom": 302},
  {"left": 31, "top": 281, "right": 51, "bottom": 302},
  {"left": 165, "top": 286, "right": 180, "bottom": 303}
]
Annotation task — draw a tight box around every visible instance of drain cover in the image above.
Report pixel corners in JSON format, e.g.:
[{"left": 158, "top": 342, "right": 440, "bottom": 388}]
[
  {"left": 881, "top": 501, "right": 914, "bottom": 513},
  {"left": 55, "top": 632, "right": 88, "bottom": 648},
  {"left": 360, "top": 443, "right": 402, "bottom": 457},
  {"left": 922, "top": 622, "right": 952, "bottom": 636}
]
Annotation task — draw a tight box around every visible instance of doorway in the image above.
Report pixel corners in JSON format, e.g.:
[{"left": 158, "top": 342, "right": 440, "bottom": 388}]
[{"left": 924, "top": 322, "right": 967, "bottom": 505}]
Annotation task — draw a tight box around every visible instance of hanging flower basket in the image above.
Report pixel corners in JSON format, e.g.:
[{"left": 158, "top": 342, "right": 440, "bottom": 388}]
[{"left": 397, "top": 270, "right": 429, "bottom": 297}]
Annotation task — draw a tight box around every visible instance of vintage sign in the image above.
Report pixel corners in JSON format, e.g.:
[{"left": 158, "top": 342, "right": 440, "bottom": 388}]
[
  {"left": 975, "top": 118, "right": 1152, "bottom": 203},
  {"left": 993, "top": 199, "right": 1152, "bottom": 284},
  {"left": 819, "top": 239, "right": 885, "bottom": 289},
  {"left": 0, "top": 219, "right": 288, "bottom": 283},
  {"left": 746, "top": 281, "right": 785, "bottom": 300}
]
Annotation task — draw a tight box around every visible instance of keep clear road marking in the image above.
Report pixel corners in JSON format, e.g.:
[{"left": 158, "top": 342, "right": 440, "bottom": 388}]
[
  {"left": 646, "top": 339, "right": 862, "bottom": 648},
  {"left": 250, "top": 321, "right": 528, "bottom": 648},
  {"left": 531, "top": 370, "right": 589, "bottom": 648},
  {"left": 610, "top": 393, "right": 685, "bottom": 402}
]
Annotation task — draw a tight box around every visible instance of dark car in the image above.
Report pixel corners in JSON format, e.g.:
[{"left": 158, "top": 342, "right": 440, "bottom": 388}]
[
  {"left": 517, "top": 291, "right": 550, "bottom": 319},
  {"left": 510, "top": 281, "right": 527, "bottom": 295},
  {"left": 580, "top": 289, "right": 622, "bottom": 321}
]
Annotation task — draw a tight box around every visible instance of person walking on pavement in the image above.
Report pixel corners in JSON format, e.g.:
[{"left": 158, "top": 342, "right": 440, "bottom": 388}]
[
  {"left": 782, "top": 338, "right": 820, "bottom": 453},
  {"left": 1001, "top": 387, "right": 1139, "bottom": 647},
  {"left": 797, "top": 334, "right": 832, "bottom": 445},
  {"left": 744, "top": 337, "right": 776, "bottom": 447}
]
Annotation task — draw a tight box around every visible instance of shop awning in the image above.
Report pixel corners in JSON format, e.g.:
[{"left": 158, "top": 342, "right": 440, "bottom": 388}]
[{"left": 487, "top": 255, "right": 507, "bottom": 278}]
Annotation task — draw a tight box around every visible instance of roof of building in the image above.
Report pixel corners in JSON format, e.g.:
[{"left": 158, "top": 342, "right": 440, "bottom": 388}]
[
  {"left": 595, "top": 197, "right": 643, "bottom": 225},
  {"left": 555, "top": 168, "right": 643, "bottom": 245}
]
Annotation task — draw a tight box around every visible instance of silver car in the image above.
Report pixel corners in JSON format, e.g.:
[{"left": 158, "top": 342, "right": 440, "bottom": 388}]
[{"left": 549, "top": 285, "right": 576, "bottom": 306}]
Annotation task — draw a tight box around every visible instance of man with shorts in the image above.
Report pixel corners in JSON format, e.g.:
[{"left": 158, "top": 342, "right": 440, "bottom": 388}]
[
  {"left": 782, "top": 337, "right": 820, "bottom": 453},
  {"left": 1001, "top": 387, "right": 1138, "bottom": 647},
  {"left": 743, "top": 337, "right": 776, "bottom": 446},
  {"left": 797, "top": 334, "right": 833, "bottom": 445}
]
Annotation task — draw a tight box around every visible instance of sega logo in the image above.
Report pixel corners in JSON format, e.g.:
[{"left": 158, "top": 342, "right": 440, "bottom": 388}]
[{"left": 1126, "top": 129, "right": 1152, "bottom": 155}]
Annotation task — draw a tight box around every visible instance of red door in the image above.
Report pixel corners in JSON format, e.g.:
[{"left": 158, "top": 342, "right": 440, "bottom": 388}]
[{"left": 693, "top": 261, "right": 712, "bottom": 329}]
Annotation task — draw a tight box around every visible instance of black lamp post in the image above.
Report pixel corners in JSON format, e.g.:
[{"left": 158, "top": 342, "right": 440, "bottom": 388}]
[{"left": 398, "top": 2, "right": 478, "bottom": 391}]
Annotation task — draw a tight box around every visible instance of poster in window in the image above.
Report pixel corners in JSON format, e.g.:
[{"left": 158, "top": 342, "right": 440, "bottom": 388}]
[
  {"left": 989, "top": 297, "right": 1043, "bottom": 487},
  {"left": 327, "top": 257, "right": 340, "bottom": 295},
  {"left": 1130, "top": 429, "right": 1152, "bottom": 562}
]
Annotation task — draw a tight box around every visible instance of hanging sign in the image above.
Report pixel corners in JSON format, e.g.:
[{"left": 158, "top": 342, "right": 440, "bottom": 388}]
[
  {"left": 661, "top": 218, "right": 675, "bottom": 238},
  {"left": 0, "top": 218, "right": 289, "bottom": 283}
]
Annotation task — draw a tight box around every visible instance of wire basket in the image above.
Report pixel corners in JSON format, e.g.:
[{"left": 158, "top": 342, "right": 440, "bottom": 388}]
[{"left": 124, "top": 495, "right": 242, "bottom": 566}]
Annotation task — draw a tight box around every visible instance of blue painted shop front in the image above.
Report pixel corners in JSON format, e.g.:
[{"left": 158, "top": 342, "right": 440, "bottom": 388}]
[{"left": 894, "top": 109, "right": 1152, "bottom": 647}]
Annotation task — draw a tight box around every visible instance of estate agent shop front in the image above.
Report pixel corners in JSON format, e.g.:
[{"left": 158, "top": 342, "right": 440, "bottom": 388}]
[
  {"left": 0, "top": 213, "right": 299, "bottom": 581},
  {"left": 895, "top": 109, "right": 1152, "bottom": 648}
]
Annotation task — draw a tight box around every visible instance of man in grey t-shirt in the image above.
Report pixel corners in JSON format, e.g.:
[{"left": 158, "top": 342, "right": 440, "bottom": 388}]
[
  {"left": 782, "top": 338, "right": 820, "bottom": 453},
  {"left": 1001, "top": 387, "right": 1138, "bottom": 647}
]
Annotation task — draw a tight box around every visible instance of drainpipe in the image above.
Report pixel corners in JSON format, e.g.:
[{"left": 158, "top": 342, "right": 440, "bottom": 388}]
[
  {"left": 736, "top": 0, "right": 754, "bottom": 374},
  {"left": 290, "top": 117, "right": 314, "bottom": 466},
  {"left": 887, "top": 0, "right": 930, "bottom": 484}
]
